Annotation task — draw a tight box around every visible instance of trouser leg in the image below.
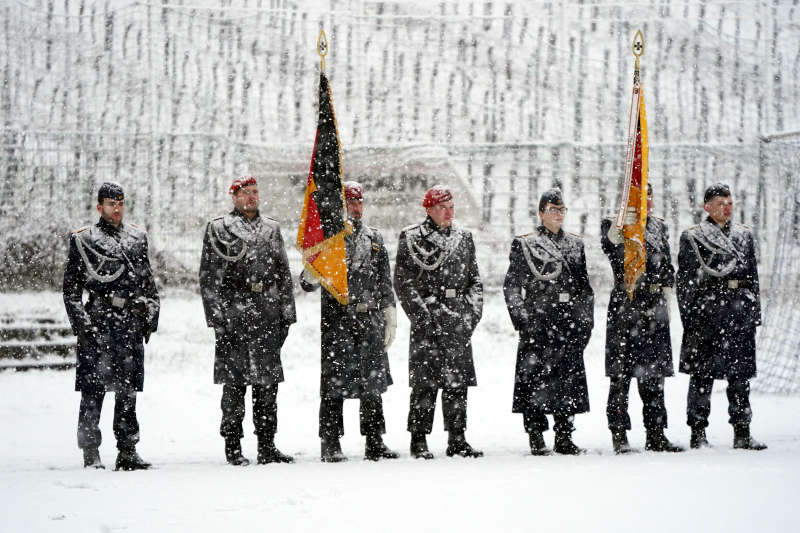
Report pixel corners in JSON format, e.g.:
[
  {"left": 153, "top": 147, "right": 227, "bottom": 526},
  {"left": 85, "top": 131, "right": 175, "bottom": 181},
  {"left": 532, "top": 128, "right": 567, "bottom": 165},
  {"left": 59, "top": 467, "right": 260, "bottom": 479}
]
[
  {"left": 441, "top": 387, "right": 468, "bottom": 433},
  {"left": 553, "top": 413, "right": 575, "bottom": 435},
  {"left": 606, "top": 375, "right": 632, "bottom": 431},
  {"left": 407, "top": 386, "right": 438, "bottom": 434},
  {"left": 77, "top": 391, "right": 105, "bottom": 449},
  {"left": 319, "top": 395, "right": 344, "bottom": 439},
  {"left": 726, "top": 378, "right": 753, "bottom": 426},
  {"left": 686, "top": 376, "right": 714, "bottom": 429},
  {"left": 220, "top": 384, "right": 247, "bottom": 439},
  {"left": 113, "top": 391, "right": 140, "bottom": 451},
  {"left": 359, "top": 393, "right": 386, "bottom": 436},
  {"left": 638, "top": 377, "right": 668, "bottom": 431},
  {"left": 252, "top": 384, "right": 278, "bottom": 438},
  {"left": 522, "top": 410, "right": 550, "bottom": 433}
]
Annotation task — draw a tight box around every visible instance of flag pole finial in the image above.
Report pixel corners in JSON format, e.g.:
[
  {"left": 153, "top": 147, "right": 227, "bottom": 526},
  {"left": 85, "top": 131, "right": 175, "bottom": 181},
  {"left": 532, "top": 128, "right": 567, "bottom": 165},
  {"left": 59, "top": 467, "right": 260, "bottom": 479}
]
[
  {"left": 632, "top": 29, "right": 645, "bottom": 74},
  {"left": 317, "top": 28, "right": 329, "bottom": 72}
]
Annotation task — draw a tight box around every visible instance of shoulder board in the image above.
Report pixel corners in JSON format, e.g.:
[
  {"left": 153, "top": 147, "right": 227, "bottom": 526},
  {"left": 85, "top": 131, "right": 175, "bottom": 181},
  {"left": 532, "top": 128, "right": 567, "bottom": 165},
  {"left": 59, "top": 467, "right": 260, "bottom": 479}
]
[
  {"left": 73, "top": 226, "right": 89, "bottom": 234},
  {"left": 735, "top": 223, "right": 751, "bottom": 230},
  {"left": 650, "top": 215, "right": 665, "bottom": 222},
  {"left": 128, "top": 222, "right": 146, "bottom": 232},
  {"left": 401, "top": 222, "right": 421, "bottom": 232},
  {"left": 262, "top": 215, "right": 278, "bottom": 223},
  {"left": 686, "top": 224, "right": 698, "bottom": 231},
  {"left": 212, "top": 215, "right": 225, "bottom": 221},
  {"left": 515, "top": 232, "right": 533, "bottom": 239},
  {"left": 567, "top": 232, "right": 584, "bottom": 239},
  {"left": 368, "top": 225, "right": 383, "bottom": 234}
]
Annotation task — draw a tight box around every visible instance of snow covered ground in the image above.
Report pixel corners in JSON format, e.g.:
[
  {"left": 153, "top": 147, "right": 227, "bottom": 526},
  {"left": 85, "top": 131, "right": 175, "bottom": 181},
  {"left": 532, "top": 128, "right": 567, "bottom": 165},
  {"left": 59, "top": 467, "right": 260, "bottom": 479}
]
[{"left": 1, "top": 288, "right": 798, "bottom": 532}]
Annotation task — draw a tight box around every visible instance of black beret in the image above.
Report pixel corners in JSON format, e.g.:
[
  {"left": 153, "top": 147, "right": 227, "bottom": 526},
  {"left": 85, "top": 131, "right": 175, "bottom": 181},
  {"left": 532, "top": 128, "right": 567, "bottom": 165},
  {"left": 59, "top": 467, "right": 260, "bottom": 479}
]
[
  {"left": 97, "top": 181, "right": 124, "bottom": 203},
  {"left": 538, "top": 188, "right": 564, "bottom": 212},
  {"left": 703, "top": 182, "right": 731, "bottom": 203}
]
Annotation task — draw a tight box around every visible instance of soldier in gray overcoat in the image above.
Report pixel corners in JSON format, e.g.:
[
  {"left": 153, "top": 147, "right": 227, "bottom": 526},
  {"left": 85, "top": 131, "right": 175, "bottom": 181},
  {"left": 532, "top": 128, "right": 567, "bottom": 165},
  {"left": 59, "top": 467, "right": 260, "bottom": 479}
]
[
  {"left": 63, "top": 181, "right": 159, "bottom": 471},
  {"left": 199, "top": 176, "right": 297, "bottom": 466},
  {"left": 394, "top": 185, "right": 483, "bottom": 459},
  {"left": 677, "top": 182, "right": 766, "bottom": 450},
  {"left": 503, "top": 189, "right": 593, "bottom": 455},
  {"left": 601, "top": 183, "right": 683, "bottom": 454},
  {"left": 300, "top": 181, "right": 399, "bottom": 462}
]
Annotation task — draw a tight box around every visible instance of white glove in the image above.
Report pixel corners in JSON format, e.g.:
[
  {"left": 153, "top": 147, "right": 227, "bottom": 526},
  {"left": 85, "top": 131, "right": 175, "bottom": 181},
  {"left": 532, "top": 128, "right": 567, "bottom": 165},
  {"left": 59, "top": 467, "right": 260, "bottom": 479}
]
[
  {"left": 663, "top": 287, "right": 673, "bottom": 320},
  {"left": 383, "top": 306, "right": 397, "bottom": 350},
  {"left": 622, "top": 206, "right": 638, "bottom": 226},
  {"left": 300, "top": 268, "right": 320, "bottom": 288},
  {"left": 607, "top": 225, "right": 624, "bottom": 245}
]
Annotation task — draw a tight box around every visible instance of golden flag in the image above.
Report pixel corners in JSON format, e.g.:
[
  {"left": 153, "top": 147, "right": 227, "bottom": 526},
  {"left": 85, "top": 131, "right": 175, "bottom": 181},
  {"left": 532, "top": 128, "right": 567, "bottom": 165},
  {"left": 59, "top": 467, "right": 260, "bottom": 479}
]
[{"left": 616, "top": 30, "right": 648, "bottom": 301}]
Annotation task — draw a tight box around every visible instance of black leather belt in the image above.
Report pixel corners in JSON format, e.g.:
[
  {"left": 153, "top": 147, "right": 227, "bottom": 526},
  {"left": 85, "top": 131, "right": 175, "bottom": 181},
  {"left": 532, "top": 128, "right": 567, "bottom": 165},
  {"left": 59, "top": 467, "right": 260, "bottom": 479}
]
[
  {"left": 703, "top": 279, "right": 752, "bottom": 290},
  {"left": 422, "top": 288, "right": 463, "bottom": 304},
  {"left": 231, "top": 279, "right": 271, "bottom": 293},
  {"left": 350, "top": 302, "right": 378, "bottom": 313},
  {"left": 89, "top": 291, "right": 130, "bottom": 309}
]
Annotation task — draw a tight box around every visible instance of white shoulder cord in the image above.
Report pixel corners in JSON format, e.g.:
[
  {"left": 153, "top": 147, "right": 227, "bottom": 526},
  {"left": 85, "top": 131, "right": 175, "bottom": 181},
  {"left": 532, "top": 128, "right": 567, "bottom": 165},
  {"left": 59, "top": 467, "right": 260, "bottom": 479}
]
[
  {"left": 520, "top": 237, "right": 562, "bottom": 281},
  {"left": 689, "top": 233, "right": 737, "bottom": 278},
  {"left": 407, "top": 231, "right": 460, "bottom": 273},
  {"left": 208, "top": 222, "right": 247, "bottom": 262},
  {"left": 75, "top": 234, "right": 125, "bottom": 283}
]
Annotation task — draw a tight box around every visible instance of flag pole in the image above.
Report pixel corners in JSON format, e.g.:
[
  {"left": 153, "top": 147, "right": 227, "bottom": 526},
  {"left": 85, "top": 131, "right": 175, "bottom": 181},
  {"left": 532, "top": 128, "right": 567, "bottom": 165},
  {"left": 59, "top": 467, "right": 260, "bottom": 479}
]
[{"left": 615, "top": 29, "right": 646, "bottom": 229}]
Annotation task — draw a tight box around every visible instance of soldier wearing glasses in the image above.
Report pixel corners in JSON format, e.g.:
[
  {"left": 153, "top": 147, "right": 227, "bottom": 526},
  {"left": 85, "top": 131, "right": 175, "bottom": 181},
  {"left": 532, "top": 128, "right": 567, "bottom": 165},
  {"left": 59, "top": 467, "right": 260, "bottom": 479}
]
[
  {"left": 677, "top": 183, "right": 767, "bottom": 450},
  {"left": 503, "top": 189, "right": 594, "bottom": 455},
  {"left": 63, "top": 181, "right": 160, "bottom": 471},
  {"left": 601, "top": 183, "right": 683, "bottom": 454},
  {"left": 300, "top": 181, "right": 399, "bottom": 463},
  {"left": 394, "top": 185, "right": 484, "bottom": 459},
  {"left": 199, "top": 176, "right": 297, "bottom": 466}
]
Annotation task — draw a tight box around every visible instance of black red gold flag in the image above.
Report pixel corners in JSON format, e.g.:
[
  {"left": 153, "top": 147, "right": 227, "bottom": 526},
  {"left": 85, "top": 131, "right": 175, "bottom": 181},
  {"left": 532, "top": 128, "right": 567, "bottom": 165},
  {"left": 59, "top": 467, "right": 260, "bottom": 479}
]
[{"left": 296, "top": 70, "right": 350, "bottom": 305}]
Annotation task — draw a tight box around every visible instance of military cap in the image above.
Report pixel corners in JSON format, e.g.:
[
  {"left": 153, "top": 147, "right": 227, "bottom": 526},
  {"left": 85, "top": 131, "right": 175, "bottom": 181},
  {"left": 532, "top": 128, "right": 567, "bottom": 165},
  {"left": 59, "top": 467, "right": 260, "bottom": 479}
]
[
  {"left": 97, "top": 181, "right": 124, "bottom": 203},
  {"left": 703, "top": 182, "right": 731, "bottom": 203},
  {"left": 422, "top": 185, "right": 453, "bottom": 208},
  {"left": 538, "top": 188, "right": 564, "bottom": 212},
  {"left": 229, "top": 176, "right": 257, "bottom": 195},
  {"left": 343, "top": 181, "right": 364, "bottom": 200}
]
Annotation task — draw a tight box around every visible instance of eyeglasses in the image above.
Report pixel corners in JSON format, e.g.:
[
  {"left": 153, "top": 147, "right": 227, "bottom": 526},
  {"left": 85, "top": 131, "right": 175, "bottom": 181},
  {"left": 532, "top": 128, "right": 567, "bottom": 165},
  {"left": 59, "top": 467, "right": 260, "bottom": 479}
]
[{"left": 545, "top": 207, "right": 568, "bottom": 215}]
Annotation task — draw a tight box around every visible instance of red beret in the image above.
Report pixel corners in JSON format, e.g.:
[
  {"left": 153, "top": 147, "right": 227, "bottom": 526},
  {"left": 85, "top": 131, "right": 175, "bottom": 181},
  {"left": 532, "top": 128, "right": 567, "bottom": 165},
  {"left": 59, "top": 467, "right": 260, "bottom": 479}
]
[
  {"left": 343, "top": 181, "right": 363, "bottom": 200},
  {"left": 229, "top": 176, "right": 257, "bottom": 195},
  {"left": 422, "top": 185, "right": 452, "bottom": 208}
]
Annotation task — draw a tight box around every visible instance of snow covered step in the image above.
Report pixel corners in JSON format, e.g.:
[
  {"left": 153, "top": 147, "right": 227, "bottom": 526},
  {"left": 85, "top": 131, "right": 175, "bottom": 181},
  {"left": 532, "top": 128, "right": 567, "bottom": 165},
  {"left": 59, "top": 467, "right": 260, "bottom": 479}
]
[
  {"left": 0, "top": 353, "right": 76, "bottom": 372},
  {"left": 0, "top": 324, "right": 74, "bottom": 342},
  {"left": 0, "top": 340, "right": 76, "bottom": 360}
]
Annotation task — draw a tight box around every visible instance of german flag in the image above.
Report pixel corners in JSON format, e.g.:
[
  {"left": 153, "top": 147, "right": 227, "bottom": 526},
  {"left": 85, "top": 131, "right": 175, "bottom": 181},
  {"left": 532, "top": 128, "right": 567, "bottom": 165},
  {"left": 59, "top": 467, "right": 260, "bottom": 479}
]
[
  {"left": 616, "top": 38, "right": 648, "bottom": 301},
  {"left": 296, "top": 70, "right": 350, "bottom": 305}
]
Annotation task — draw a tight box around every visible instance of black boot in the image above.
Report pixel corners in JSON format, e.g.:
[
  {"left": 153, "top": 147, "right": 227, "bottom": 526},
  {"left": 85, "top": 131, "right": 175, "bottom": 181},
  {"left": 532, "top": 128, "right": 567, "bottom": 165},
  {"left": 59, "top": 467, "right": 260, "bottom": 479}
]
[
  {"left": 224, "top": 437, "right": 250, "bottom": 466},
  {"left": 115, "top": 446, "right": 152, "bottom": 471},
  {"left": 733, "top": 424, "right": 767, "bottom": 451},
  {"left": 554, "top": 432, "right": 586, "bottom": 455},
  {"left": 257, "top": 436, "right": 294, "bottom": 464},
  {"left": 690, "top": 427, "right": 710, "bottom": 449},
  {"left": 645, "top": 429, "right": 685, "bottom": 452},
  {"left": 364, "top": 434, "right": 400, "bottom": 461},
  {"left": 528, "top": 431, "right": 551, "bottom": 456},
  {"left": 611, "top": 429, "right": 635, "bottom": 455},
  {"left": 83, "top": 447, "right": 105, "bottom": 469},
  {"left": 410, "top": 432, "right": 434, "bottom": 460},
  {"left": 446, "top": 432, "right": 483, "bottom": 458},
  {"left": 321, "top": 437, "right": 348, "bottom": 463}
]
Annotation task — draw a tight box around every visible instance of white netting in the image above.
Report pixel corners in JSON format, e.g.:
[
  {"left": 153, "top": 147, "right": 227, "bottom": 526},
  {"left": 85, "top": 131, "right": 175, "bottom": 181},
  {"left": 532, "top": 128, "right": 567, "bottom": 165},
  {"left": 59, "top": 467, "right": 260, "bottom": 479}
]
[{"left": 754, "top": 133, "right": 800, "bottom": 395}]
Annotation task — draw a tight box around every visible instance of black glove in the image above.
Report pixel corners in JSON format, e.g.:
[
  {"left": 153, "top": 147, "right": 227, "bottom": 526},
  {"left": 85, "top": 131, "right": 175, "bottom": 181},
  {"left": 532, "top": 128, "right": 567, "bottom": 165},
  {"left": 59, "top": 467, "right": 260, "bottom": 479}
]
[
  {"left": 417, "top": 312, "right": 443, "bottom": 338},
  {"left": 78, "top": 324, "right": 97, "bottom": 347}
]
